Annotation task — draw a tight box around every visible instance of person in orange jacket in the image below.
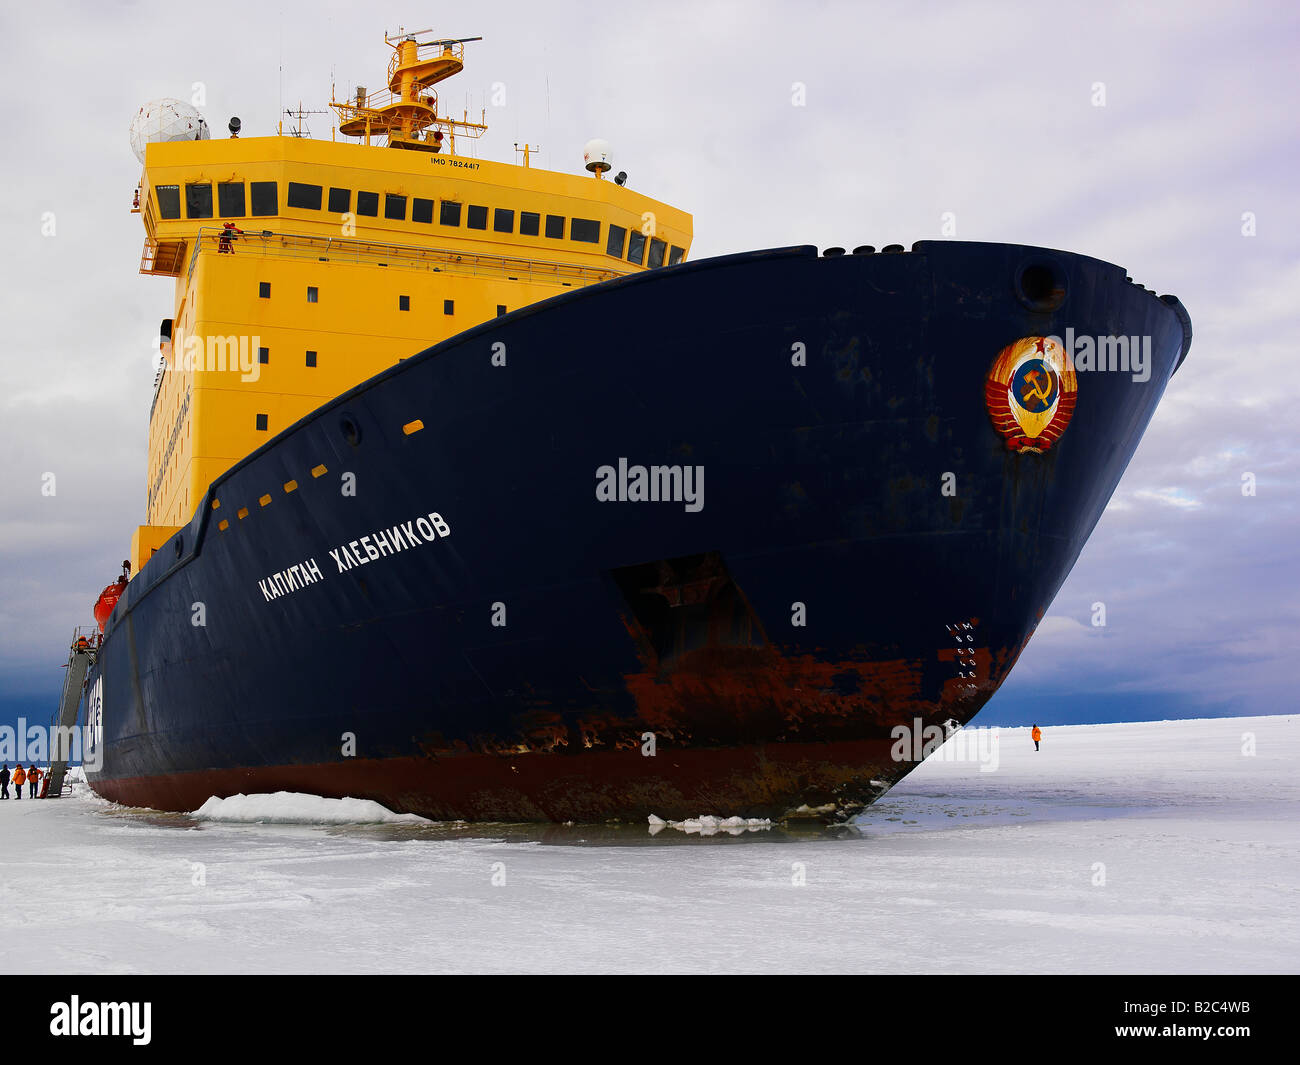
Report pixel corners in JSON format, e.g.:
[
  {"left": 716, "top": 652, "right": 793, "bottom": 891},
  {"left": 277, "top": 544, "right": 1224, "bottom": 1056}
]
[
  {"left": 11, "top": 764, "right": 25, "bottom": 799},
  {"left": 27, "top": 765, "right": 42, "bottom": 798},
  {"left": 1031, "top": 724, "right": 1041, "bottom": 751}
]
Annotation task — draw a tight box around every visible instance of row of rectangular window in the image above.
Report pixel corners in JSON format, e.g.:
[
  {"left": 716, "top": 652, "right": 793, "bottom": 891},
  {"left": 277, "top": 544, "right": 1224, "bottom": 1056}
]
[
  {"left": 262, "top": 281, "right": 486, "bottom": 316},
  {"left": 241, "top": 299, "right": 509, "bottom": 383},
  {"left": 158, "top": 180, "right": 685, "bottom": 265},
  {"left": 157, "top": 182, "right": 277, "bottom": 219},
  {"left": 260, "top": 282, "right": 318, "bottom": 302},
  {"left": 604, "top": 225, "right": 682, "bottom": 267},
  {"left": 241, "top": 344, "right": 317, "bottom": 368}
]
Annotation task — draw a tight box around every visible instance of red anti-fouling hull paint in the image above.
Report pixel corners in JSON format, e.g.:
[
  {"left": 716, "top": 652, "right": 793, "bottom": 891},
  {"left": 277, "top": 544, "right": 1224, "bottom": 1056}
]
[{"left": 89, "top": 742, "right": 905, "bottom": 822}]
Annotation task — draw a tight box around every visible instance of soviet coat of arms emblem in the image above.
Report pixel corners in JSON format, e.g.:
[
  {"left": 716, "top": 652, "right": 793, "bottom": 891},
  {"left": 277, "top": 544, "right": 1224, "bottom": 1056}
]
[{"left": 985, "top": 336, "right": 1078, "bottom": 453}]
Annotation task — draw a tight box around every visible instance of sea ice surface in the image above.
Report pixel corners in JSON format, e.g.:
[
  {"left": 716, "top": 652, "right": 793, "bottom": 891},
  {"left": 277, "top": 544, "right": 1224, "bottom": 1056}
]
[{"left": 1, "top": 717, "right": 1295, "bottom": 974}]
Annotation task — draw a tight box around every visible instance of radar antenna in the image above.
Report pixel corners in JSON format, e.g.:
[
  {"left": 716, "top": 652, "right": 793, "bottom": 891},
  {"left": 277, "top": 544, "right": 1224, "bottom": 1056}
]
[{"left": 281, "top": 101, "right": 329, "bottom": 138}]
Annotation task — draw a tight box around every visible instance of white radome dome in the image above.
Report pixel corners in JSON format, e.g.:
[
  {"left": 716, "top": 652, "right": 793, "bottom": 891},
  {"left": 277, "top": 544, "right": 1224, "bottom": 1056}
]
[
  {"left": 583, "top": 138, "right": 612, "bottom": 173},
  {"left": 130, "top": 99, "right": 210, "bottom": 163}
]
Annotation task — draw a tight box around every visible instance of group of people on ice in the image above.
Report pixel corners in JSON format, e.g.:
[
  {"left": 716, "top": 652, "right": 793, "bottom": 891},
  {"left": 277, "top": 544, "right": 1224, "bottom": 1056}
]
[{"left": 0, "top": 764, "right": 45, "bottom": 799}]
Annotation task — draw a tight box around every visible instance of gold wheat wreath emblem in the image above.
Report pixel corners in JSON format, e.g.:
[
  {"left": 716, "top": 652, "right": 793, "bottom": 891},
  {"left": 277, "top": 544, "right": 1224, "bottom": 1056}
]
[{"left": 984, "top": 336, "right": 1079, "bottom": 453}]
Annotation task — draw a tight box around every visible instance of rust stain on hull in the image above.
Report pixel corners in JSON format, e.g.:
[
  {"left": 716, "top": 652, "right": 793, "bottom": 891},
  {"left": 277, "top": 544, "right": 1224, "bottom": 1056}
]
[
  {"left": 622, "top": 644, "right": 929, "bottom": 742},
  {"left": 90, "top": 741, "right": 910, "bottom": 824}
]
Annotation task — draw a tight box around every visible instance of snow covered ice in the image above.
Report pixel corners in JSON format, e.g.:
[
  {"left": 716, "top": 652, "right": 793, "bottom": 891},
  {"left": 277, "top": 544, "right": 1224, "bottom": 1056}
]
[
  {"left": 0, "top": 716, "right": 1295, "bottom": 974},
  {"left": 648, "top": 814, "right": 772, "bottom": 835},
  {"left": 192, "top": 792, "right": 430, "bottom": 825}
]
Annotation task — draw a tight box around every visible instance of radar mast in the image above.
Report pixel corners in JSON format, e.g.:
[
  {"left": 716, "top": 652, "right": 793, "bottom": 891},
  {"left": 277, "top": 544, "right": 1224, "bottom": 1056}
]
[{"left": 331, "top": 28, "right": 488, "bottom": 153}]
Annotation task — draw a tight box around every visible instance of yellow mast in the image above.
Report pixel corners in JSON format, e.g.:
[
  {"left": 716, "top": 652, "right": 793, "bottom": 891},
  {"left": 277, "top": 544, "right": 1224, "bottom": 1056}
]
[{"left": 331, "top": 28, "right": 488, "bottom": 153}]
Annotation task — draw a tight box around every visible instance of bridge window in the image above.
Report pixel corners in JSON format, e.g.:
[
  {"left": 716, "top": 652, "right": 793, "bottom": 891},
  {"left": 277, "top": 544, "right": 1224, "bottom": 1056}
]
[
  {"left": 413, "top": 197, "right": 434, "bottom": 223},
  {"left": 626, "top": 231, "right": 646, "bottom": 265},
  {"left": 467, "top": 205, "right": 488, "bottom": 229},
  {"left": 520, "top": 211, "right": 540, "bottom": 236},
  {"left": 250, "top": 181, "right": 278, "bottom": 216},
  {"left": 185, "top": 183, "right": 213, "bottom": 219},
  {"left": 648, "top": 238, "right": 667, "bottom": 268},
  {"left": 444, "top": 300, "right": 454, "bottom": 315},
  {"left": 440, "top": 200, "right": 462, "bottom": 226},
  {"left": 287, "top": 182, "right": 322, "bottom": 210},
  {"left": 259, "top": 282, "right": 271, "bottom": 298},
  {"left": 493, "top": 208, "right": 514, "bottom": 233},
  {"left": 570, "top": 218, "right": 600, "bottom": 243},
  {"left": 217, "top": 182, "right": 246, "bottom": 217},
  {"left": 606, "top": 224, "right": 627, "bottom": 258},
  {"left": 258, "top": 346, "right": 269, "bottom": 364},
  {"left": 307, "top": 286, "right": 318, "bottom": 303},
  {"left": 305, "top": 350, "right": 317, "bottom": 367},
  {"left": 668, "top": 245, "right": 685, "bottom": 265},
  {"left": 155, "top": 185, "right": 181, "bottom": 219},
  {"left": 328, "top": 187, "right": 350, "bottom": 213},
  {"left": 399, "top": 295, "right": 410, "bottom": 311},
  {"left": 356, "top": 191, "right": 379, "bottom": 217},
  {"left": 256, "top": 414, "right": 268, "bottom": 431},
  {"left": 497, "top": 304, "right": 507, "bottom": 317},
  {"left": 384, "top": 194, "right": 407, "bottom": 220},
  {"left": 545, "top": 214, "right": 564, "bottom": 239}
]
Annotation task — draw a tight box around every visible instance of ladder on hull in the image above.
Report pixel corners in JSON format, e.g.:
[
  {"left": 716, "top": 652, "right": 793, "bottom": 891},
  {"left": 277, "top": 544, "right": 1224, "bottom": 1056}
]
[{"left": 45, "top": 627, "right": 97, "bottom": 797}]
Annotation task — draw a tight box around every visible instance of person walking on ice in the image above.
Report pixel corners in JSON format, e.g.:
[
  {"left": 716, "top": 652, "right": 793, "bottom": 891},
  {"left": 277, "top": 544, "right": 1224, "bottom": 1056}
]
[
  {"left": 11, "top": 764, "right": 25, "bottom": 799},
  {"left": 0, "top": 764, "right": 9, "bottom": 799},
  {"left": 1031, "top": 724, "right": 1041, "bottom": 751}
]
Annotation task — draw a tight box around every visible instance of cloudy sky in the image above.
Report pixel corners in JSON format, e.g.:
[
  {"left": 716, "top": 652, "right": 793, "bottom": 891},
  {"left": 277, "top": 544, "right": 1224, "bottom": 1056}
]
[{"left": 0, "top": 0, "right": 1295, "bottom": 735}]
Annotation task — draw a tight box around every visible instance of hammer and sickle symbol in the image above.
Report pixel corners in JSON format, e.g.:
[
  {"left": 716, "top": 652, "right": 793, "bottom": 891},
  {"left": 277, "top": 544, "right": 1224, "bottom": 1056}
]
[{"left": 1020, "top": 369, "right": 1054, "bottom": 409}]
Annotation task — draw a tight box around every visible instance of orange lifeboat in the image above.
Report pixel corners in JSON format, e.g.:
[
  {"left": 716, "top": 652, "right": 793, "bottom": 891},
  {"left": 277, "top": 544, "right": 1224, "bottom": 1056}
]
[{"left": 93, "top": 561, "right": 132, "bottom": 633}]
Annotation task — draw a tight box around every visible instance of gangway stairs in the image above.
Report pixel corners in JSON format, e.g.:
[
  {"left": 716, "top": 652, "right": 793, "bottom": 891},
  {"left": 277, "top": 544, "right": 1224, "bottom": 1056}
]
[{"left": 44, "top": 627, "right": 97, "bottom": 797}]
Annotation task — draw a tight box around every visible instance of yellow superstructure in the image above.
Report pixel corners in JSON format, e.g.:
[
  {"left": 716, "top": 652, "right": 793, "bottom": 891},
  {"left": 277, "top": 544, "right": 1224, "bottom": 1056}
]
[{"left": 132, "top": 31, "right": 692, "bottom": 573}]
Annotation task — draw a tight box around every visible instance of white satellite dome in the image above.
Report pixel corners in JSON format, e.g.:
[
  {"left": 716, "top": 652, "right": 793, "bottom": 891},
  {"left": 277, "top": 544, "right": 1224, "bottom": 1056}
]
[
  {"left": 583, "top": 138, "right": 612, "bottom": 174},
  {"left": 129, "top": 99, "right": 211, "bottom": 163}
]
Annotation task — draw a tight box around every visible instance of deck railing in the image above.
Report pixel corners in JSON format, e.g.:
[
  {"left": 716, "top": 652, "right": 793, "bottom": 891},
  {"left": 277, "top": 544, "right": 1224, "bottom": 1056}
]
[{"left": 186, "top": 226, "right": 619, "bottom": 288}]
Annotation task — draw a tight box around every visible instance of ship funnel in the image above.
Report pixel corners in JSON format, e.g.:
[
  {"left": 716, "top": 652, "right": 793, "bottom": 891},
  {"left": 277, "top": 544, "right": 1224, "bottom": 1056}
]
[{"left": 584, "top": 138, "right": 612, "bottom": 175}]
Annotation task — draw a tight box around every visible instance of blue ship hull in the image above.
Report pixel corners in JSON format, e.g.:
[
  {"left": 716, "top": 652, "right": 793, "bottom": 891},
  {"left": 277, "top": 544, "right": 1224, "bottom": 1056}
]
[{"left": 83, "top": 241, "right": 1191, "bottom": 821}]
